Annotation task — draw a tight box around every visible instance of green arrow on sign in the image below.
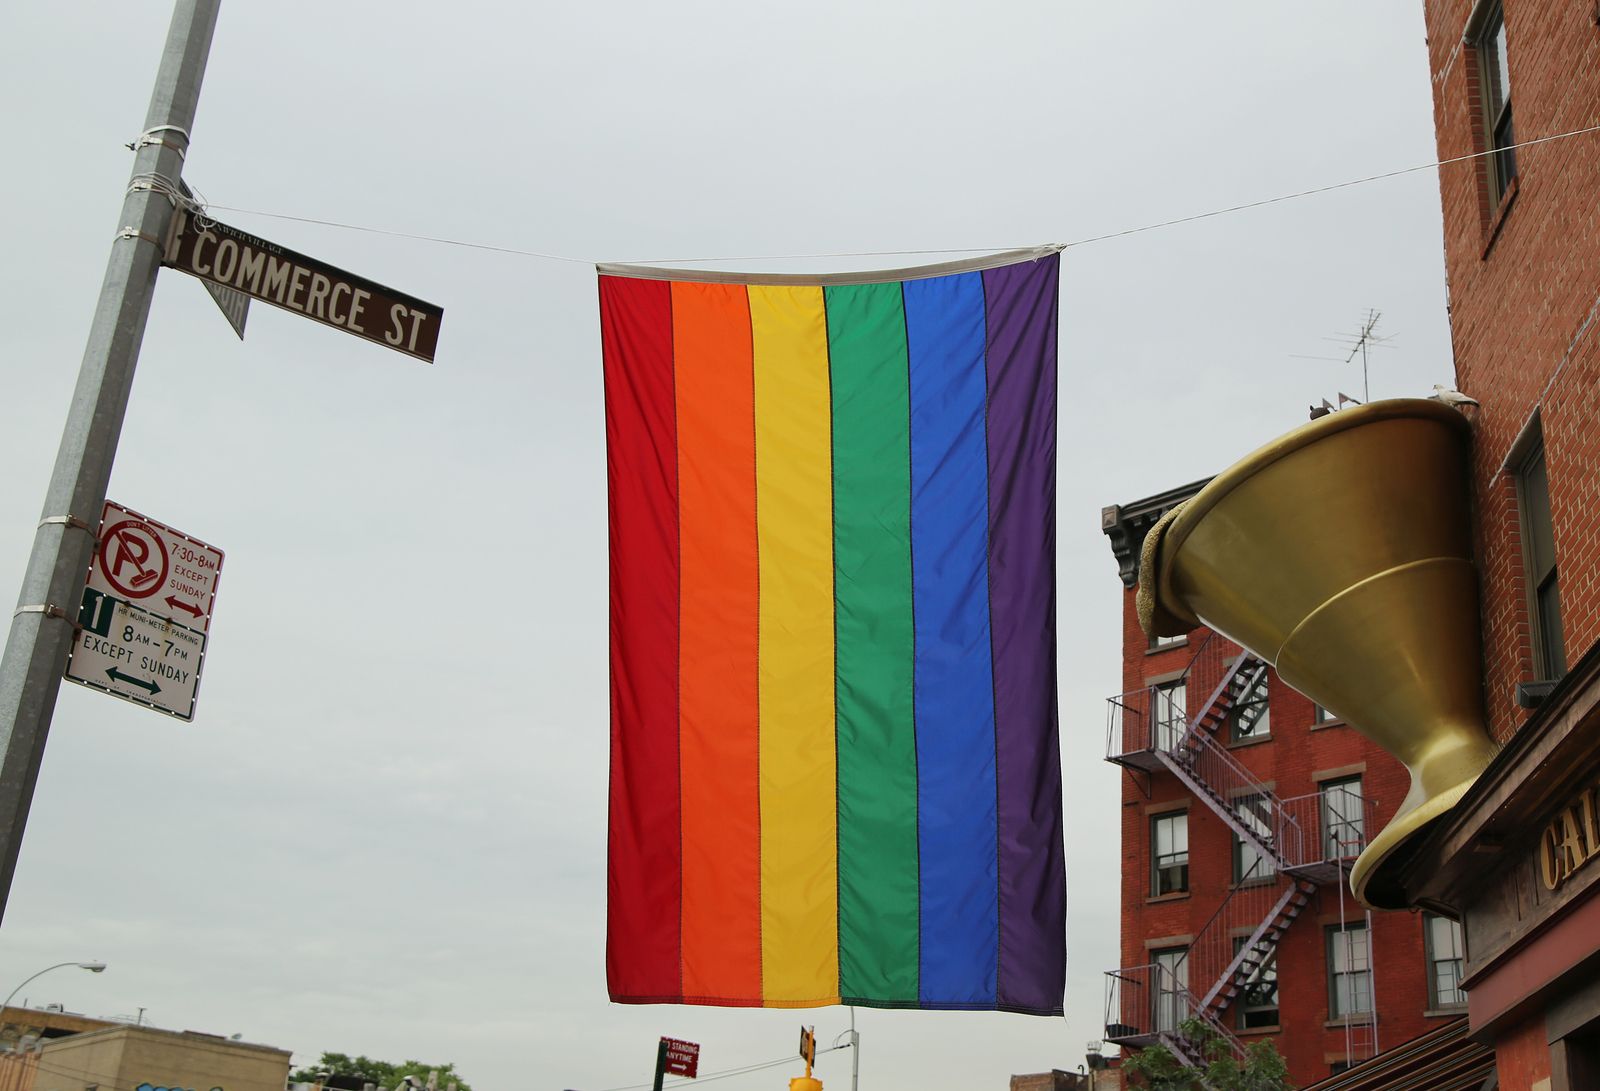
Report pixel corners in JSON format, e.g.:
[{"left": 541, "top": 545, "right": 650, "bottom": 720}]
[{"left": 105, "top": 668, "right": 160, "bottom": 696}]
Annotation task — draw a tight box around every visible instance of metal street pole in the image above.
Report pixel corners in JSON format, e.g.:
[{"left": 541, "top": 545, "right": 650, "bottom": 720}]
[
  {"left": 650, "top": 1039, "right": 667, "bottom": 1091},
  {"left": 849, "top": 1008, "right": 858, "bottom": 1091},
  {"left": 0, "top": 0, "right": 218, "bottom": 925}
]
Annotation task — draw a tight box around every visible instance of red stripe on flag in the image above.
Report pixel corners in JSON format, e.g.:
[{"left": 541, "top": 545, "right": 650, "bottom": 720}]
[{"left": 601, "top": 276, "right": 683, "bottom": 1001}]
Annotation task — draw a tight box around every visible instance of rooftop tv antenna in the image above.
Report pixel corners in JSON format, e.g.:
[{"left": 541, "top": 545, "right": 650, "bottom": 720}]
[{"left": 1293, "top": 308, "right": 1392, "bottom": 404}]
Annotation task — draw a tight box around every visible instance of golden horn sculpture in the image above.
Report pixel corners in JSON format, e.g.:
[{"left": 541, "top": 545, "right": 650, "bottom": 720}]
[{"left": 1137, "top": 399, "right": 1498, "bottom": 909}]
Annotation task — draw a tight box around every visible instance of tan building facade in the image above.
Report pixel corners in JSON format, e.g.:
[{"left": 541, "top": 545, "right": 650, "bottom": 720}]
[
  {"left": 31, "top": 1026, "right": 290, "bottom": 1091},
  {"left": 0, "top": 1053, "right": 39, "bottom": 1091},
  {"left": 0, "top": 1008, "right": 116, "bottom": 1053}
]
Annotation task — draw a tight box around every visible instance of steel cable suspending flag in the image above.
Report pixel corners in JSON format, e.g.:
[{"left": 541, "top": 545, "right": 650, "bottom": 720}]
[{"left": 598, "top": 247, "right": 1065, "bottom": 1015}]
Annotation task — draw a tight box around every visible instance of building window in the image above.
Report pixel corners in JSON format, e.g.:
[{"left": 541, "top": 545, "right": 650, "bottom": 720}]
[
  {"left": 1233, "top": 938, "right": 1279, "bottom": 1029},
  {"left": 1328, "top": 922, "right": 1373, "bottom": 1017},
  {"left": 1516, "top": 432, "right": 1566, "bottom": 680},
  {"left": 1232, "top": 793, "right": 1274, "bottom": 884},
  {"left": 1320, "top": 776, "right": 1365, "bottom": 860},
  {"left": 1426, "top": 913, "right": 1467, "bottom": 1009},
  {"left": 1151, "top": 811, "right": 1189, "bottom": 896},
  {"left": 1153, "top": 946, "right": 1189, "bottom": 1034},
  {"left": 1149, "top": 629, "right": 1187, "bottom": 650},
  {"left": 1313, "top": 703, "right": 1336, "bottom": 725},
  {"left": 1473, "top": 2, "right": 1517, "bottom": 205},
  {"left": 1153, "top": 679, "right": 1187, "bottom": 750}
]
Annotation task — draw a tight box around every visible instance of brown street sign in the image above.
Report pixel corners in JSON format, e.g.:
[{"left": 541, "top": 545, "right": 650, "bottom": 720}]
[
  {"left": 176, "top": 179, "right": 248, "bottom": 339},
  {"left": 162, "top": 208, "right": 442, "bottom": 362}
]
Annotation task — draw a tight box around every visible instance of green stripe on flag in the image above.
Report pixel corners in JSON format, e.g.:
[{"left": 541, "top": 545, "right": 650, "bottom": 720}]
[{"left": 826, "top": 282, "right": 920, "bottom": 1002}]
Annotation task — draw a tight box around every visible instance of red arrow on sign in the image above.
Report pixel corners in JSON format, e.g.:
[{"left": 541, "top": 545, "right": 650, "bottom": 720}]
[{"left": 165, "top": 595, "right": 203, "bottom": 618}]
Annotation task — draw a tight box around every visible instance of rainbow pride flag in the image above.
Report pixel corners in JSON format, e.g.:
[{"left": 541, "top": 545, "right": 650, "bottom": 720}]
[{"left": 599, "top": 248, "right": 1065, "bottom": 1015}]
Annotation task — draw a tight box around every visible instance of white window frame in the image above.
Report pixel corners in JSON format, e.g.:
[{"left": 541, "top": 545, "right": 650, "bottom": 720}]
[
  {"left": 1153, "top": 679, "right": 1188, "bottom": 751},
  {"left": 1425, "top": 913, "right": 1467, "bottom": 1009},
  {"left": 1328, "top": 923, "right": 1373, "bottom": 1018},
  {"left": 1153, "top": 946, "right": 1189, "bottom": 1034},
  {"left": 1151, "top": 811, "right": 1189, "bottom": 897},
  {"left": 1320, "top": 776, "right": 1365, "bottom": 861},
  {"left": 1469, "top": 1, "right": 1517, "bottom": 205}
]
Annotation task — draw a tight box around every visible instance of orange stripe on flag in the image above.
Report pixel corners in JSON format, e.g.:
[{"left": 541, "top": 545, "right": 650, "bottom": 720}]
[{"left": 673, "top": 282, "right": 764, "bottom": 1001}]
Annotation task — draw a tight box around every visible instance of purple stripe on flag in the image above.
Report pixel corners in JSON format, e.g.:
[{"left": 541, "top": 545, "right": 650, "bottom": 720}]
[{"left": 982, "top": 255, "right": 1065, "bottom": 1015}]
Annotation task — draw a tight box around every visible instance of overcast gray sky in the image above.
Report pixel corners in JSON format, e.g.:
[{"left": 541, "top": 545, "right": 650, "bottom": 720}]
[{"left": 1, "top": 4, "right": 1456, "bottom": 1089}]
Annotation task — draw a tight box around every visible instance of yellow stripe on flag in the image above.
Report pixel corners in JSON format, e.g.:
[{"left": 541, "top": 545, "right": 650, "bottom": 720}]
[{"left": 750, "top": 284, "right": 841, "bottom": 1005}]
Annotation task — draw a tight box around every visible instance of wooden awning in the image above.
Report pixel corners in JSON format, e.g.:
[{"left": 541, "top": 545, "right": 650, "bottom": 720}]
[{"left": 1300, "top": 1018, "right": 1494, "bottom": 1091}]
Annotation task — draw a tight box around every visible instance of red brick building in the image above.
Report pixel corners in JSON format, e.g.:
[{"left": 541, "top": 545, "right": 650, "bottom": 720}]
[
  {"left": 1379, "top": 1, "right": 1600, "bottom": 1089},
  {"left": 1424, "top": 0, "right": 1600, "bottom": 749},
  {"left": 1101, "top": 489, "right": 1459, "bottom": 1086}
]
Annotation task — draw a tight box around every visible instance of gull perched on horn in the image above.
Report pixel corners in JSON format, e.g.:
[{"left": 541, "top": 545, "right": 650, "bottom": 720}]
[{"left": 1430, "top": 384, "right": 1481, "bottom": 409}]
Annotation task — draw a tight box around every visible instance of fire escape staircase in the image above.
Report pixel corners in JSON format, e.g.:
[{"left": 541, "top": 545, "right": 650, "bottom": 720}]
[
  {"left": 1105, "top": 641, "right": 1327, "bottom": 1069},
  {"left": 1197, "top": 876, "right": 1314, "bottom": 1016},
  {"left": 1156, "top": 652, "right": 1279, "bottom": 869},
  {"left": 1158, "top": 1015, "right": 1226, "bottom": 1076}
]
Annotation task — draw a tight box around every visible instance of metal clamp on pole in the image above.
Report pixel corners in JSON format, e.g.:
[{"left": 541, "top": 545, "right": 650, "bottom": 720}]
[
  {"left": 114, "top": 227, "right": 166, "bottom": 248},
  {"left": 36, "top": 516, "right": 95, "bottom": 534},
  {"left": 128, "top": 125, "right": 190, "bottom": 157},
  {"left": 125, "top": 176, "right": 182, "bottom": 208},
  {"left": 12, "top": 605, "right": 68, "bottom": 622},
  {"left": 136, "top": 124, "right": 190, "bottom": 145}
]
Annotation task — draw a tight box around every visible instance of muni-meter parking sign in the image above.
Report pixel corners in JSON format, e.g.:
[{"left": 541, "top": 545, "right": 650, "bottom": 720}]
[{"left": 64, "top": 500, "right": 224, "bottom": 721}]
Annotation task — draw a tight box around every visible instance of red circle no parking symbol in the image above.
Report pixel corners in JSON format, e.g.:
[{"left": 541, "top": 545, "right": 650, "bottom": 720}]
[{"left": 98, "top": 519, "right": 169, "bottom": 599}]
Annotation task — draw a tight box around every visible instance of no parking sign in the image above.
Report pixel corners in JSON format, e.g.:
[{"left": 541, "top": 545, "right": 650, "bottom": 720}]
[{"left": 64, "top": 500, "right": 224, "bottom": 720}]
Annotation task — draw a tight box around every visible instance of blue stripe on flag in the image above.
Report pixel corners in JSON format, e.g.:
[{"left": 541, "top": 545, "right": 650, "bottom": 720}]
[{"left": 903, "top": 271, "right": 1000, "bottom": 1006}]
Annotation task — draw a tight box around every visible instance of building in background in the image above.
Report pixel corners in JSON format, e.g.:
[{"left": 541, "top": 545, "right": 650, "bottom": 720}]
[
  {"left": 1099, "top": 2, "right": 1600, "bottom": 1088},
  {"left": 29, "top": 1024, "right": 291, "bottom": 1091},
  {"left": 0, "top": 1008, "right": 115, "bottom": 1054},
  {"left": 0, "top": 1052, "right": 37, "bottom": 1091},
  {"left": 1008, "top": 1070, "right": 1090, "bottom": 1091},
  {"left": 1100, "top": 485, "right": 1465, "bottom": 1085}
]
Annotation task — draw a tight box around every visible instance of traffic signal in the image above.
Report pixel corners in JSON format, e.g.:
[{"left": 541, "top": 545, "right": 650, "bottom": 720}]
[{"left": 792, "top": 1024, "right": 820, "bottom": 1089}]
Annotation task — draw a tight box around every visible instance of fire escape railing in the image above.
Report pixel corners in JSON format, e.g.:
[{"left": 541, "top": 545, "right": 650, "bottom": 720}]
[
  {"left": 1104, "top": 635, "right": 1383, "bottom": 1072},
  {"left": 1106, "top": 635, "right": 1268, "bottom": 766},
  {"left": 1274, "top": 788, "right": 1379, "bottom": 873},
  {"left": 1106, "top": 631, "right": 1225, "bottom": 761},
  {"left": 1104, "top": 962, "right": 1248, "bottom": 1069},
  {"left": 1161, "top": 728, "right": 1290, "bottom": 868},
  {"left": 1178, "top": 862, "right": 1312, "bottom": 1015},
  {"left": 1176, "top": 648, "right": 1268, "bottom": 755},
  {"left": 1108, "top": 647, "right": 1297, "bottom": 871}
]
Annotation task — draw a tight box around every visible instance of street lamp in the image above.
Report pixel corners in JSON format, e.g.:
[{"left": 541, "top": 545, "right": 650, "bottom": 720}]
[{"left": 1, "top": 961, "right": 107, "bottom": 1011}]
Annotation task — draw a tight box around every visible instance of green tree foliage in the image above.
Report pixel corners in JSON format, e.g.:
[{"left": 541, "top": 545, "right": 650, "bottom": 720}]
[
  {"left": 290, "top": 1053, "right": 473, "bottom": 1091},
  {"left": 1121, "top": 1018, "right": 1293, "bottom": 1091}
]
